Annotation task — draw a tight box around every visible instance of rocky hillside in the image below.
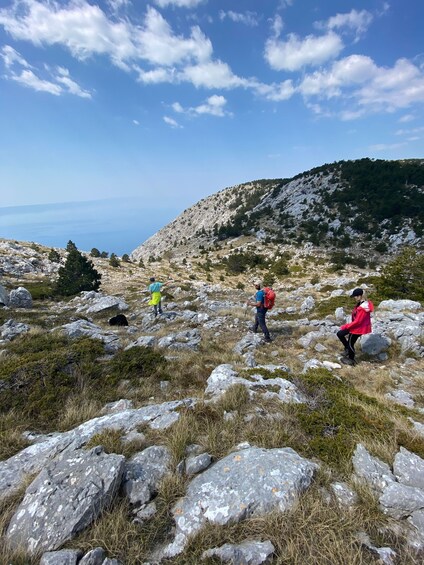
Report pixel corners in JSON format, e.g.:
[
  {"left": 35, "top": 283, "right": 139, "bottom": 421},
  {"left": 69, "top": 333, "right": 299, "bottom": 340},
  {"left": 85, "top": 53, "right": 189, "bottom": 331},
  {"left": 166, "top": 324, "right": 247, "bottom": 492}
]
[
  {"left": 131, "top": 158, "right": 424, "bottom": 262},
  {"left": 0, "top": 238, "right": 424, "bottom": 564}
]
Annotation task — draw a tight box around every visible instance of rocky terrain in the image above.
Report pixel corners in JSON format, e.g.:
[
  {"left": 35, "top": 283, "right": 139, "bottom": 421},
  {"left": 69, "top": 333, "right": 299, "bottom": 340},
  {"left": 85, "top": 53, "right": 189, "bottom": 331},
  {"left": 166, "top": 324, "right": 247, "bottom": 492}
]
[{"left": 0, "top": 199, "right": 423, "bottom": 563}]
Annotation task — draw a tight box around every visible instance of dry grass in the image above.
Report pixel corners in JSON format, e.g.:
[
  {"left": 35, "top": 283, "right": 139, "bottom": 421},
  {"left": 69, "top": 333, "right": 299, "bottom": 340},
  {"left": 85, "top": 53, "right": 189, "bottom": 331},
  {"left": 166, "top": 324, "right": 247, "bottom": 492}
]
[{"left": 57, "top": 396, "right": 103, "bottom": 432}]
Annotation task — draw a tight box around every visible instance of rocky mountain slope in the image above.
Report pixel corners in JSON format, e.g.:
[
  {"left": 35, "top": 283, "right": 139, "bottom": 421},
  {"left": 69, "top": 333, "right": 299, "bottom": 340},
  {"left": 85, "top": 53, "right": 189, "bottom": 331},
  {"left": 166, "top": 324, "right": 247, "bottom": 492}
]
[
  {"left": 0, "top": 236, "right": 424, "bottom": 564},
  {"left": 131, "top": 158, "right": 424, "bottom": 262}
]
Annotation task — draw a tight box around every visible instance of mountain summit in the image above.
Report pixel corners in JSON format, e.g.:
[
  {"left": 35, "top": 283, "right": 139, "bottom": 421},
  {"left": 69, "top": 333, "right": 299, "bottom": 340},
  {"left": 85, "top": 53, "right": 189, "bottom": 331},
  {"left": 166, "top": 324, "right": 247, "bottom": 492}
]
[{"left": 131, "top": 158, "right": 424, "bottom": 261}]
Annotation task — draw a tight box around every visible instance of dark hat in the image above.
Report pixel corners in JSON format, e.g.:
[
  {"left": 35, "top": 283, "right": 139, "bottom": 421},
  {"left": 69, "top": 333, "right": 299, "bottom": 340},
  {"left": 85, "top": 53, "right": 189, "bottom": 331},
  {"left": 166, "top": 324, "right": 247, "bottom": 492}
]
[
  {"left": 350, "top": 288, "right": 364, "bottom": 297},
  {"left": 150, "top": 277, "right": 155, "bottom": 282}
]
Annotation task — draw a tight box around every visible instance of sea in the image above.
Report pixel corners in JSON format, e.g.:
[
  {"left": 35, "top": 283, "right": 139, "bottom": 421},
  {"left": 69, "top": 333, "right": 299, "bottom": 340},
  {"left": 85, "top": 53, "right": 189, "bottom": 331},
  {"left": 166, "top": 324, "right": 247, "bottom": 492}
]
[{"left": 0, "top": 198, "right": 180, "bottom": 256}]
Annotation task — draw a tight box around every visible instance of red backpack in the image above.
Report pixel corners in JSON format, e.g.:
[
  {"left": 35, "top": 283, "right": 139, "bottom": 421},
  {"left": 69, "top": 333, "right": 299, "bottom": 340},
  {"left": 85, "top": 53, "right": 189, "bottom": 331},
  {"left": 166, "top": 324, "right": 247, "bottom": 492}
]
[{"left": 263, "top": 287, "right": 276, "bottom": 310}]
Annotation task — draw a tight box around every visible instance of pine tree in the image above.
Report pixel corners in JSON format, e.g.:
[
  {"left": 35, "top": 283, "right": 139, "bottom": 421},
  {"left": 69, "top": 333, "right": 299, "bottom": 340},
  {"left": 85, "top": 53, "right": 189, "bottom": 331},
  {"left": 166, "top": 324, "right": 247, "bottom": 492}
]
[
  {"left": 55, "top": 248, "right": 102, "bottom": 296},
  {"left": 378, "top": 247, "right": 424, "bottom": 302},
  {"left": 109, "top": 253, "right": 120, "bottom": 268},
  {"left": 90, "top": 248, "right": 100, "bottom": 257}
]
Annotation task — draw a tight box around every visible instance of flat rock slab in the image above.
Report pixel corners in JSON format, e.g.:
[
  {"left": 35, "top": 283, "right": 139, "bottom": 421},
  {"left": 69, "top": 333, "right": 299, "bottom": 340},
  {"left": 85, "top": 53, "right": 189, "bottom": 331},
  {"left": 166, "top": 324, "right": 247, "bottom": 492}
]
[
  {"left": 123, "top": 445, "right": 172, "bottom": 505},
  {"left": 352, "top": 444, "right": 395, "bottom": 493},
  {"left": 6, "top": 447, "right": 125, "bottom": 555},
  {"left": 393, "top": 447, "right": 424, "bottom": 489},
  {"left": 379, "top": 483, "right": 424, "bottom": 519},
  {"left": 163, "top": 446, "right": 317, "bottom": 557},
  {"left": 40, "top": 549, "right": 83, "bottom": 565}
]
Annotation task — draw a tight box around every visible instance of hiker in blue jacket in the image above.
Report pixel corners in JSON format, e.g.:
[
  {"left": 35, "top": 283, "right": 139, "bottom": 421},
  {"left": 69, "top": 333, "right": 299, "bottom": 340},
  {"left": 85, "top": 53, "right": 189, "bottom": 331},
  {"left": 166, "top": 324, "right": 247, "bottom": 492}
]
[{"left": 247, "top": 281, "right": 272, "bottom": 343}]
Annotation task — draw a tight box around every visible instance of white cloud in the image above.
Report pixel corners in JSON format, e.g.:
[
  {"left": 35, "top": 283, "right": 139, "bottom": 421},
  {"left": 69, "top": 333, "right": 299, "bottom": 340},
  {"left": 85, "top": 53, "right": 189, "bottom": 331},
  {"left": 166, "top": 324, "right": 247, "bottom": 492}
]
[
  {"left": 182, "top": 60, "right": 247, "bottom": 89},
  {"left": 0, "top": 45, "right": 31, "bottom": 68},
  {"left": 171, "top": 95, "right": 230, "bottom": 117},
  {"left": 0, "top": 2, "right": 212, "bottom": 69},
  {"left": 395, "top": 126, "right": 424, "bottom": 136},
  {"left": 398, "top": 114, "right": 415, "bottom": 123},
  {"left": 271, "top": 15, "right": 284, "bottom": 37},
  {"left": 253, "top": 79, "right": 295, "bottom": 101},
  {"left": 316, "top": 9, "right": 373, "bottom": 40},
  {"left": 1, "top": 45, "right": 91, "bottom": 98},
  {"left": 154, "top": 0, "right": 205, "bottom": 8},
  {"left": 163, "top": 115, "right": 182, "bottom": 127},
  {"left": 107, "top": 0, "right": 130, "bottom": 13},
  {"left": 192, "top": 94, "right": 230, "bottom": 116},
  {"left": 11, "top": 68, "right": 62, "bottom": 95},
  {"left": 133, "top": 119, "right": 140, "bottom": 125},
  {"left": 265, "top": 31, "right": 343, "bottom": 71},
  {"left": 219, "top": 11, "right": 259, "bottom": 27},
  {"left": 299, "top": 55, "right": 424, "bottom": 118}
]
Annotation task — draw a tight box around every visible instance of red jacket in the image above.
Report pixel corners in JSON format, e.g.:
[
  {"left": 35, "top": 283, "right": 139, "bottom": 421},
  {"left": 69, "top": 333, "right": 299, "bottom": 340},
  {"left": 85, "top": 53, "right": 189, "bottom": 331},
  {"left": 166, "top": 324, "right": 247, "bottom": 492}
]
[{"left": 340, "top": 300, "right": 374, "bottom": 335}]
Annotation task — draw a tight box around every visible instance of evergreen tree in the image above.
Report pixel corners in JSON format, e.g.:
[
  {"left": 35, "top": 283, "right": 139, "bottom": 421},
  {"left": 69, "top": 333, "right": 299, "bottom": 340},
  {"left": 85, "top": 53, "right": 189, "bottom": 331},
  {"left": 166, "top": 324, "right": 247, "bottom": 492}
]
[
  {"left": 100, "top": 251, "right": 109, "bottom": 258},
  {"left": 55, "top": 248, "right": 101, "bottom": 296},
  {"left": 48, "top": 249, "right": 60, "bottom": 263},
  {"left": 90, "top": 248, "right": 100, "bottom": 257},
  {"left": 66, "top": 240, "right": 77, "bottom": 252},
  {"left": 109, "top": 253, "right": 120, "bottom": 268},
  {"left": 122, "top": 253, "right": 130, "bottom": 262}
]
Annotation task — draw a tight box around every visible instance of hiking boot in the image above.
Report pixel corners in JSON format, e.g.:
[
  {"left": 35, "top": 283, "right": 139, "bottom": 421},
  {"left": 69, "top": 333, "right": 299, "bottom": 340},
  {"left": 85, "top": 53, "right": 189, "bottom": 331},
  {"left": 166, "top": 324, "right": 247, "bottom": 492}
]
[
  {"left": 342, "top": 348, "right": 350, "bottom": 358},
  {"left": 341, "top": 357, "right": 356, "bottom": 366},
  {"left": 264, "top": 337, "right": 273, "bottom": 343}
]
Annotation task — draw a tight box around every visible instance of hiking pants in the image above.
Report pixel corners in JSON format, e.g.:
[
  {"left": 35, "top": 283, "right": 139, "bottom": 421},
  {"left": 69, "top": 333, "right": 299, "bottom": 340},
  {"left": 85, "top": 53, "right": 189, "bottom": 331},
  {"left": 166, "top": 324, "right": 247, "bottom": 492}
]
[
  {"left": 253, "top": 309, "right": 270, "bottom": 339},
  {"left": 337, "top": 329, "right": 360, "bottom": 360},
  {"left": 153, "top": 301, "right": 162, "bottom": 316}
]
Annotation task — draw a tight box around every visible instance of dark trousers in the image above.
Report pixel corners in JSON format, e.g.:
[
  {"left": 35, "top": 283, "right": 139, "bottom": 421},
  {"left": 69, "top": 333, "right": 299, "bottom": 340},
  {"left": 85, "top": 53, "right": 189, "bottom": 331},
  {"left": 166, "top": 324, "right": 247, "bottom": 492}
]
[
  {"left": 337, "top": 329, "right": 360, "bottom": 360},
  {"left": 153, "top": 301, "right": 162, "bottom": 316},
  {"left": 253, "top": 308, "right": 270, "bottom": 339}
]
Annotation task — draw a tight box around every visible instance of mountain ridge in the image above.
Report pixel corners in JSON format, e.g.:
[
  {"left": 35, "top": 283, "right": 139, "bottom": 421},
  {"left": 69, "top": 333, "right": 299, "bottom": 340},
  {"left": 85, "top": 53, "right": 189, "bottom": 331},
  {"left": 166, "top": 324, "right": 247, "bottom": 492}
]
[{"left": 131, "top": 158, "right": 424, "bottom": 262}]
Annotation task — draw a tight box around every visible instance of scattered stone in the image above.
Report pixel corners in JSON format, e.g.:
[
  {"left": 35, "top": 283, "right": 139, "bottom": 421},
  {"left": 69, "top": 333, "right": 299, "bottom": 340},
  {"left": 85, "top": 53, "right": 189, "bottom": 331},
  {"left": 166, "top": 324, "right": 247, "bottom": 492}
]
[
  {"left": 0, "top": 283, "right": 9, "bottom": 306},
  {"left": 393, "top": 447, "right": 424, "bottom": 490},
  {"left": 234, "top": 333, "right": 264, "bottom": 354},
  {"left": 202, "top": 540, "right": 275, "bottom": 564},
  {"left": 379, "top": 482, "right": 424, "bottom": 519},
  {"left": 185, "top": 453, "right": 212, "bottom": 475},
  {"left": 0, "top": 318, "right": 30, "bottom": 341},
  {"left": 385, "top": 389, "right": 415, "bottom": 408},
  {"left": 9, "top": 286, "right": 32, "bottom": 308},
  {"left": 40, "top": 549, "right": 83, "bottom": 565},
  {"left": 79, "top": 547, "right": 106, "bottom": 565},
  {"left": 330, "top": 482, "right": 358, "bottom": 508},
  {"left": 158, "top": 328, "right": 201, "bottom": 350},
  {"left": 300, "top": 296, "right": 315, "bottom": 313},
  {"left": 123, "top": 445, "right": 172, "bottom": 506},
  {"left": 378, "top": 299, "right": 421, "bottom": 312},
  {"left": 134, "top": 501, "right": 157, "bottom": 524},
  {"left": 352, "top": 444, "right": 395, "bottom": 493},
  {"left": 356, "top": 532, "right": 397, "bottom": 565},
  {"left": 101, "top": 399, "right": 134, "bottom": 415},
  {"left": 125, "top": 336, "right": 156, "bottom": 349},
  {"left": 59, "top": 319, "right": 120, "bottom": 353}
]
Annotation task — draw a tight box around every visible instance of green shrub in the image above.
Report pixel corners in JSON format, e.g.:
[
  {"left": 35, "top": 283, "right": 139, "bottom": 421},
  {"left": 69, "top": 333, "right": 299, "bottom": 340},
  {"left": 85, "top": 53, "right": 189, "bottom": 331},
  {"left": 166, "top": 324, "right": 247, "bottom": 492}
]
[
  {"left": 377, "top": 247, "right": 424, "bottom": 302},
  {"left": 108, "top": 346, "right": 167, "bottom": 386},
  {"left": 48, "top": 249, "right": 60, "bottom": 262},
  {"left": 90, "top": 248, "right": 100, "bottom": 257},
  {"left": 22, "top": 281, "right": 55, "bottom": 300},
  {"left": 109, "top": 253, "right": 120, "bottom": 268}
]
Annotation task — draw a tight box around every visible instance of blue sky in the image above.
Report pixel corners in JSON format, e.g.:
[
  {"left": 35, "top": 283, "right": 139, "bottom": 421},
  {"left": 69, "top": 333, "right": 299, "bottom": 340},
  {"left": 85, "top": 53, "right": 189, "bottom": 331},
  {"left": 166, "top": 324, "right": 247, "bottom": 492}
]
[{"left": 0, "top": 0, "right": 424, "bottom": 250}]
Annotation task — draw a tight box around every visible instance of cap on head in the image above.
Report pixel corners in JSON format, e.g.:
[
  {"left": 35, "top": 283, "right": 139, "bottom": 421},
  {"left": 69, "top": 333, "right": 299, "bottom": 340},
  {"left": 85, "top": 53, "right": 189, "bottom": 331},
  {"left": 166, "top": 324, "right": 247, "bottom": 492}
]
[
  {"left": 350, "top": 288, "right": 364, "bottom": 297},
  {"left": 253, "top": 280, "right": 261, "bottom": 287},
  {"left": 150, "top": 277, "right": 155, "bottom": 282}
]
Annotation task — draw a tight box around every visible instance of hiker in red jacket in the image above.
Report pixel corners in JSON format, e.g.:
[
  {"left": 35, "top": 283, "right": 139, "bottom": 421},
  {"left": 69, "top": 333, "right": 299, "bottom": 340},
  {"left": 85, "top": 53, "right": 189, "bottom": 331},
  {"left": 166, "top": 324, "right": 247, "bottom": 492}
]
[{"left": 337, "top": 288, "right": 374, "bottom": 366}]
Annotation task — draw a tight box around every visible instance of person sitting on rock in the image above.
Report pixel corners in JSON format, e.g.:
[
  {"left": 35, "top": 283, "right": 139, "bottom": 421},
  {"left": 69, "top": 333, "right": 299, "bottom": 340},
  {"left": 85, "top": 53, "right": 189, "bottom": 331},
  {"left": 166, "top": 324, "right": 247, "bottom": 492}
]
[
  {"left": 148, "top": 277, "right": 166, "bottom": 317},
  {"left": 337, "top": 288, "right": 374, "bottom": 366},
  {"left": 247, "top": 281, "right": 272, "bottom": 343}
]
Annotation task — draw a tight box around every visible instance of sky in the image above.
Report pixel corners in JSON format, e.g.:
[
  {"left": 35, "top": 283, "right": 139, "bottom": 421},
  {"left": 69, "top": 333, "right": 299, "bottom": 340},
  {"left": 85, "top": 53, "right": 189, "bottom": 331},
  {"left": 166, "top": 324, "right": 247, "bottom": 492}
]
[{"left": 0, "top": 0, "right": 424, "bottom": 251}]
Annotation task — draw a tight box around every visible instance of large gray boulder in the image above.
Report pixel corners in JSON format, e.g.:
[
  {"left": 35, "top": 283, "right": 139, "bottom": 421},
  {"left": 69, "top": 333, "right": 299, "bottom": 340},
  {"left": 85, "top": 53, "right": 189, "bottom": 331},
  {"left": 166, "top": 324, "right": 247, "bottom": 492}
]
[
  {"left": 123, "top": 445, "right": 172, "bottom": 506},
  {"left": 0, "top": 319, "right": 30, "bottom": 341},
  {"left": 162, "top": 446, "right": 317, "bottom": 557},
  {"left": 6, "top": 447, "right": 125, "bottom": 554},
  {"left": 0, "top": 398, "right": 193, "bottom": 501},
  {"left": 234, "top": 333, "right": 264, "bottom": 354},
  {"left": 379, "top": 483, "right": 424, "bottom": 519},
  {"left": 75, "top": 292, "right": 128, "bottom": 314},
  {"left": 59, "top": 320, "right": 120, "bottom": 352},
  {"left": 40, "top": 549, "right": 83, "bottom": 565},
  {"left": 9, "top": 286, "right": 32, "bottom": 308},
  {"left": 378, "top": 299, "right": 421, "bottom": 312},
  {"left": 361, "top": 334, "right": 391, "bottom": 356}
]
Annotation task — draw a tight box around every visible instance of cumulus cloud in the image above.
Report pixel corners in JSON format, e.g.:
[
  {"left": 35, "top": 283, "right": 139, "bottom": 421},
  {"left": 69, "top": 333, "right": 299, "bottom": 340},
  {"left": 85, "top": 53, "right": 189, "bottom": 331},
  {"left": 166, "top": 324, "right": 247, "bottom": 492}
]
[
  {"left": 253, "top": 79, "right": 295, "bottom": 101},
  {"left": 173, "top": 94, "right": 230, "bottom": 117},
  {"left": 0, "top": 2, "right": 212, "bottom": 69},
  {"left": 154, "top": 0, "right": 205, "bottom": 8},
  {"left": 265, "top": 31, "right": 343, "bottom": 71},
  {"left": 299, "top": 55, "right": 424, "bottom": 118},
  {"left": 0, "top": 45, "right": 91, "bottom": 98},
  {"left": 163, "top": 115, "right": 182, "bottom": 127},
  {"left": 316, "top": 9, "right": 373, "bottom": 40},
  {"left": 182, "top": 60, "right": 247, "bottom": 89},
  {"left": 219, "top": 10, "right": 259, "bottom": 27},
  {"left": 270, "top": 14, "right": 284, "bottom": 37}
]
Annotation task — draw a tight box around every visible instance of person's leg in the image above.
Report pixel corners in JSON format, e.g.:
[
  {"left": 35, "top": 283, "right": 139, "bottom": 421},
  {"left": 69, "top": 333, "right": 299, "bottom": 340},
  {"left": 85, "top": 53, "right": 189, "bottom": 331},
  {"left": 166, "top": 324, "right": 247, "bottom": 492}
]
[
  {"left": 347, "top": 334, "right": 360, "bottom": 360},
  {"left": 153, "top": 304, "right": 158, "bottom": 317},
  {"left": 257, "top": 310, "right": 271, "bottom": 341},
  {"left": 337, "top": 329, "right": 350, "bottom": 351},
  {"left": 252, "top": 312, "right": 259, "bottom": 333},
  {"left": 158, "top": 299, "right": 163, "bottom": 314}
]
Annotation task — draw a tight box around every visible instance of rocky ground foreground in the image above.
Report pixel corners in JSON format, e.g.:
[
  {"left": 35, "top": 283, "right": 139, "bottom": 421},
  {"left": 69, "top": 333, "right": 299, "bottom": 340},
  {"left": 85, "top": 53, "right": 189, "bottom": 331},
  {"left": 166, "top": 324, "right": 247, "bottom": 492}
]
[{"left": 0, "top": 238, "right": 423, "bottom": 565}]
